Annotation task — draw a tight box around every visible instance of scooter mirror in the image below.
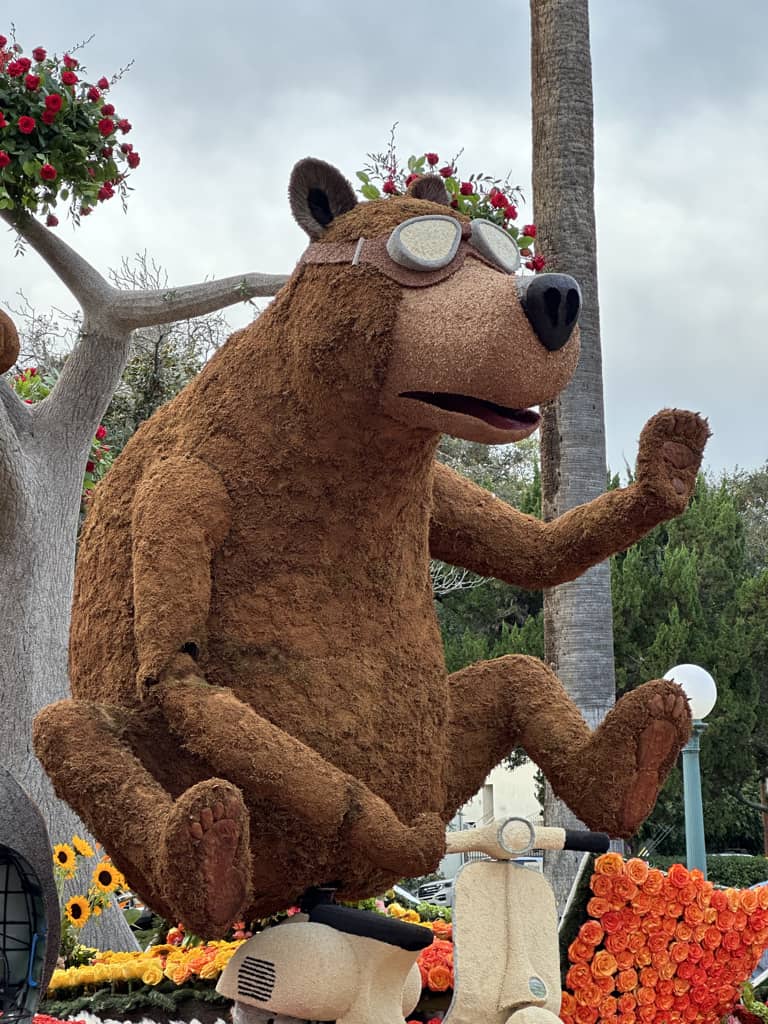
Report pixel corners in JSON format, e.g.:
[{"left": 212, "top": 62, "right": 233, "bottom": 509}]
[{"left": 217, "top": 921, "right": 356, "bottom": 1020}]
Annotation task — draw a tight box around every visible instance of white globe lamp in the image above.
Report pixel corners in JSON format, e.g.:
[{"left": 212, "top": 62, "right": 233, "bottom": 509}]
[{"left": 664, "top": 663, "right": 717, "bottom": 721}]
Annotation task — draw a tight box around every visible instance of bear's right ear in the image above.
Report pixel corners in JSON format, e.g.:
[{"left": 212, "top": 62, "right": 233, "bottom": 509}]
[{"left": 289, "top": 158, "right": 358, "bottom": 239}]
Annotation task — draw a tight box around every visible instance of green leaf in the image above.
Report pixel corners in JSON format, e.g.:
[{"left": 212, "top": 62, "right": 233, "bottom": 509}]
[
  {"left": 407, "top": 155, "right": 417, "bottom": 172},
  {"left": 60, "top": 188, "right": 69, "bottom": 200},
  {"left": 356, "top": 171, "right": 370, "bottom": 184},
  {"left": 444, "top": 177, "right": 458, "bottom": 194},
  {"left": 360, "top": 183, "right": 381, "bottom": 200}
]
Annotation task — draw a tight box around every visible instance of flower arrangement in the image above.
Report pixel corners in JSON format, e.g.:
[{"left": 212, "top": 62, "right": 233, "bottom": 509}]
[
  {"left": 357, "top": 127, "right": 545, "bottom": 272},
  {"left": 11, "top": 367, "right": 113, "bottom": 508},
  {"left": 560, "top": 853, "right": 768, "bottom": 1024},
  {"left": 0, "top": 30, "right": 139, "bottom": 224},
  {"left": 52, "top": 835, "right": 126, "bottom": 963}
]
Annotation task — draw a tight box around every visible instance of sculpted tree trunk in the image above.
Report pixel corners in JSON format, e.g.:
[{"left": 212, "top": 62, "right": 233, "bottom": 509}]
[
  {"left": 0, "top": 208, "right": 287, "bottom": 949},
  {"left": 530, "top": 0, "right": 616, "bottom": 910}
]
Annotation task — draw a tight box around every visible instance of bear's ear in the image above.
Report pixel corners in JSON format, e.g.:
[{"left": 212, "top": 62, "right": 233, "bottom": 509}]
[
  {"left": 407, "top": 175, "right": 451, "bottom": 206},
  {"left": 289, "top": 158, "right": 358, "bottom": 239}
]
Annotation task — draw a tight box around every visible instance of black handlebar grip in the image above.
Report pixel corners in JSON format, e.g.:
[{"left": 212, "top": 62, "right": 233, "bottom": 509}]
[{"left": 563, "top": 829, "right": 611, "bottom": 853}]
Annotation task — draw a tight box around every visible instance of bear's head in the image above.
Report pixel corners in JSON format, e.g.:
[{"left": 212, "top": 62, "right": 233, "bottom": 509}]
[{"left": 287, "top": 158, "right": 581, "bottom": 445}]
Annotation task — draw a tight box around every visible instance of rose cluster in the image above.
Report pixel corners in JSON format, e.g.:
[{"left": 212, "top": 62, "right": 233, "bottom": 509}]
[
  {"left": 560, "top": 853, "right": 768, "bottom": 1024},
  {"left": 0, "top": 33, "right": 140, "bottom": 223},
  {"left": 357, "top": 141, "right": 545, "bottom": 273}
]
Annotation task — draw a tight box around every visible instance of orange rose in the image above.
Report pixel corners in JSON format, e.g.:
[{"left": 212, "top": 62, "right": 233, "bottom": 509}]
[
  {"left": 617, "top": 993, "right": 636, "bottom": 1012},
  {"left": 616, "top": 968, "right": 638, "bottom": 993},
  {"left": 578, "top": 920, "right": 604, "bottom": 947},
  {"left": 594, "top": 852, "right": 625, "bottom": 876},
  {"left": 669, "top": 941, "right": 689, "bottom": 963},
  {"left": 634, "top": 986, "right": 655, "bottom": 1008},
  {"left": 677, "top": 960, "right": 695, "bottom": 979},
  {"left": 683, "top": 903, "right": 703, "bottom": 926},
  {"left": 743, "top": 926, "right": 755, "bottom": 945},
  {"left": 568, "top": 939, "right": 593, "bottom": 963},
  {"left": 573, "top": 1005, "right": 598, "bottom": 1024},
  {"left": 758, "top": 886, "right": 768, "bottom": 910},
  {"left": 575, "top": 982, "right": 603, "bottom": 1009},
  {"left": 657, "top": 978, "right": 674, "bottom": 997},
  {"left": 586, "top": 897, "right": 611, "bottom": 919},
  {"left": 599, "top": 996, "right": 618, "bottom": 1018},
  {"left": 613, "top": 875, "right": 639, "bottom": 902},
  {"left": 695, "top": 879, "right": 714, "bottom": 908},
  {"left": 591, "top": 950, "right": 618, "bottom": 979},
  {"left": 597, "top": 976, "right": 614, "bottom": 994},
  {"left": 667, "top": 863, "right": 690, "bottom": 889},
  {"left": 690, "top": 983, "right": 710, "bottom": 1006},
  {"left": 686, "top": 942, "right": 704, "bottom": 963},
  {"left": 601, "top": 911, "right": 623, "bottom": 934},
  {"left": 561, "top": 991, "right": 577, "bottom": 1015},
  {"left": 678, "top": 882, "right": 697, "bottom": 906},
  {"left": 660, "top": 917, "right": 677, "bottom": 936},
  {"left": 566, "top": 963, "right": 593, "bottom": 991},
  {"left": 675, "top": 921, "right": 693, "bottom": 942},
  {"left": 734, "top": 909, "right": 748, "bottom": 930},
  {"left": 650, "top": 896, "right": 667, "bottom": 917},
  {"left": 637, "top": 1005, "right": 656, "bottom": 1023},
  {"left": 590, "top": 873, "right": 614, "bottom": 898},
  {"left": 665, "top": 900, "right": 683, "bottom": 919},
  {"left": 641, "top": 869, "right": 664, "bottom": 896},
  {"left": 427, "top": 964, "right": 452, "bottom": 991},
  {"left": 637, "top": 968, "right": 657, "bottom": 989},
  {"left": 633, "top": 946, "right": 652, "bottom": 968},
  {"left": 722, "top": 930, "right": 742, "bottom": 952},
  {"left": 693, "top": 923, "right": 709, "bottom": 943},
  {"left": 631, "top": 892, "right": 652, "bottom": 916},
  {"left": 658, "top": 960, "right": 676, "bottom": 980},
  {"left": 626, "top": 931, "right": 646, "bottom": 954},
  {"left": 703, "top": 926, "right": 722, "bottom": 950},
  {"left": 710, "top": 889, "right": 727, "bottom": 912},
  {"left": 613, "top": 950, "right": 633, "bottom": 972},
  {"left": 673, "top": 976, "right": 691, "bottom": 996},
  {"left": 617, "top": 1014, "right": 637, "bottom": 1024},
  {"left": 625, "top": 858, "right": 649, "bottom": 885},
  {"left": 605, "top": 931, "right": 629, "bottom": 954},
  {"left": 718, "top": 908, "right": 736, "bottom": 930},
  {"left": 656, "top": 993, "right": 675, "bottom": 1012}
]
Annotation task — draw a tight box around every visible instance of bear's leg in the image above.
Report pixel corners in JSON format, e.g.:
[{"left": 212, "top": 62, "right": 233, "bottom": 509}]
[
  {"left": 443, "top": 655, "right": 690, "bottom": 838},
  {"left": 33, "top": 699, "right": 251, "bottom": 936},
  {"left": 154, "top": 669, "right": 446, "bottom": 878}
]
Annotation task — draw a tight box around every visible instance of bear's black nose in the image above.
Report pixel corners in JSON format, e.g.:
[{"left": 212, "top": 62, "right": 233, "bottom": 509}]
[{"left": 521, "top": 273, "right": 582, "bottom": 352}]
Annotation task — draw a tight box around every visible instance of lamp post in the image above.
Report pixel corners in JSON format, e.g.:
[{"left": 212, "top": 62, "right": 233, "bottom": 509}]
[{"left": 664, "top": 664, "right": 717, "bottom": 879}]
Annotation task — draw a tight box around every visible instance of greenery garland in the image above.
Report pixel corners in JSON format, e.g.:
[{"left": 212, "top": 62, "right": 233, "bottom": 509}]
[{"left": 42, "top": 985, "right": 230, "bottom": 1019}]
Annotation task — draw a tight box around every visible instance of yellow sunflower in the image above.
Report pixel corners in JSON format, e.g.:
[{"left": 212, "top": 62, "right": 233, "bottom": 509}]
[
  {"left": 65, "top": 895, "right": 91, "bottom": 929},
  {"left": 53, "top": 843, "right": 76, "bottom": 873},
  {"left": 92, "top": 861, "right": 121, "bottom": 894},
  {"left": 72, "top": 835, "right": 94, "bottom": 858}
]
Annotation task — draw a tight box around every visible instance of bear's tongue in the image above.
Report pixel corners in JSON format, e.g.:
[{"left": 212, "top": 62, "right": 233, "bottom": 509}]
[{"left": 401, "top": 392, "right": 541, "bottom": 432}]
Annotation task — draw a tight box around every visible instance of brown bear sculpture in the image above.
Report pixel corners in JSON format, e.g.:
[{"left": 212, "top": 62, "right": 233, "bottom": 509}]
[{"left": 34, "top": 159, "right": 708, "bottom": 938}]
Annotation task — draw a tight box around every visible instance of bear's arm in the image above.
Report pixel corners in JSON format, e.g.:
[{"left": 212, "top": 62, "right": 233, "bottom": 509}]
[
  {"left": 132, "top": 455, "right": 232, "bottom": 693},
  {"left": 429, "top": 408, "right": 708, "bottom": 588}
]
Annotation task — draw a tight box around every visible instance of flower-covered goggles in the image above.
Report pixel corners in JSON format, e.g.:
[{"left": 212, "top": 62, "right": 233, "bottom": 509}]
[{"left": 299, "top": 215, "right": 521, "bottom": 288}]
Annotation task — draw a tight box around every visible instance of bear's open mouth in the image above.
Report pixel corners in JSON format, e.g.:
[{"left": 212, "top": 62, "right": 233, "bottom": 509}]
[{"left": 400, "top": 392, "right": 541, "bottom": 432}]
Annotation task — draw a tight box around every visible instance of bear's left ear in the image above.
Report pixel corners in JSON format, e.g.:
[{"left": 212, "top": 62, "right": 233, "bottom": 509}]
[{"left": 289, "top": 158, "right": 358, "bottom": 239}]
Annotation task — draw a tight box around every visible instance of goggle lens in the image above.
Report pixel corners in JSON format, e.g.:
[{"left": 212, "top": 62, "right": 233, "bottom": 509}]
[
  {"left": 470, "top": 219, "right": 521, "bottom": 273},
  {"left": 387, "top": 216, "right": 462, "bottom": 271}
]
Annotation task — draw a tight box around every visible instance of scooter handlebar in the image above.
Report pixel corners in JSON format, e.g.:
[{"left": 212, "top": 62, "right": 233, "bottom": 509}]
[{"left": 444, "top": 817, "right": 610, "bottom": 860}]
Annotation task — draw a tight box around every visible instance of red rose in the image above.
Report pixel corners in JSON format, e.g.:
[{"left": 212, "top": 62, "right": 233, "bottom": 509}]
[
  {"left": 32, "top": 47, "right": 46, "bottom": 62},
  {"left": 63, "top": 54, "right": 78, "bottom": 69},
  {"left": 24, "top": 73, "right": 40, "bottom": 90},
  {"left": 405, "top": 172, "right": 420, "bottom": 186},
  {"left": 120, "top": 142, "right": 133, "bottom": 153},
  {"left": 382, "top": 178, "right": 397, "bottom": 195},
  {"left": 425, "top": 152, "right": 439, "bottom": 165},
  {"left": 525, "top": 254, "right": 546, "bottom": 272},
  {"left": 46, "top": 213, "right": 59, "bottom": 227},
  {"left": 28, "top": 368, "right": 37, "bottom": 376},
  {"left": 490, "top": 190, "right": 507, "bottom": 209},
  {"left": 7, "top": 61, "right": 23, "bottom": 77},
  {"left": 61, "top": 70, "right": 78, "bottom": 86},
  {"left": 101, "top": 146, "right": 113, "bottom": 157},
  {"left": 459, "top": 181, "right": 474, "bottom": 195},
  {"left": 95, "top": 425, "right": 107, "bottom": 440},
  {"left": 101, "top": 103, "right": 115, "bottom": 116},
  {"left": 18, "top": 115, "right": 36, "bottom": 134},
  {"left": 0, "top": 113, "right": 7, "bottom": 128},
  {"left": 0, "top": 36, "right": 7, "bottom": 47},
  {"left": 80, "top": 206, "right": 92, "bottom": 216},
  {"left": 117, "top": 119, "right": 131, "bottom": 133},
  {"left": 522, "top": 223, "right": 537, "bottom": 238},
  {"left": 17, "top": 57, "right": 31, "bottom": 72},
  {"left": 40, "top": 163, "right": 56, "bottom": 181},
  {"left": 97, "top": 76, "right": 109, "bottom": 90},
  {"left": 98, "top": 117, "right": 115, "bottom": 136},
  {"left": 41, "top": 110, "right": 57, "bottom": 125},
  {"left": 97, "top": 184, "right": 114, "bottom": 200},
  {"left": 127, "top": 151, "right": 140, "bottom": 169},
  {"left": 87, "top": 86, "right": 100, "bottom": 101},
  {"left": 438, "top": 165, "right": 454, "bottom": 178},
  {"left": 505, "top": 204, "right": 518, "bottom": 220},
  {"left": 450, "top": 198, "right": 459, "bottom": 209},
  {"left": 45, "top": 93, "right": 63, "bottom": 111},
  {"left": 0, "top": 151, "right": 10, "bottom": 168},
  {"left": 86, "top": 461, "right": 95, "bottom": 473}
]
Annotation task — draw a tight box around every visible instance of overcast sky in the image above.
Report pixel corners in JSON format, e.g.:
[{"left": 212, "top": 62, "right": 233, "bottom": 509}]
[{"left": 4, "top": 2, "right": 767, "bottom": 476}]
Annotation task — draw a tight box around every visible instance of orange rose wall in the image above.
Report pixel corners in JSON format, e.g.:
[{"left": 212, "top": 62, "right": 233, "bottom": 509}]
[{"left": 560, "top": 854, "right": 768, "bottom": 1024}]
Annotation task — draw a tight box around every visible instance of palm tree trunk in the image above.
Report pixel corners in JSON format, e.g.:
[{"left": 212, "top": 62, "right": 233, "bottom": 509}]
[{"left": 530, "top": 0, "right": 616, "bottom": 911}]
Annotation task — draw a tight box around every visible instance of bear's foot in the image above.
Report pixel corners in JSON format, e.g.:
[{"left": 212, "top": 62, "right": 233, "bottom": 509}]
[
  {"left": 161, "top": 778, "right": 252, "bottom": 938},
  {"left": 563, "top": 679, "right": 691, "bottom": 838}
]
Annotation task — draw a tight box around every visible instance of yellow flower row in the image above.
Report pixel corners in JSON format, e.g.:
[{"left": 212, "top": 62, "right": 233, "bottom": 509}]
[{"left": 47, "top": 941, "right": 242, "bottom": 994}]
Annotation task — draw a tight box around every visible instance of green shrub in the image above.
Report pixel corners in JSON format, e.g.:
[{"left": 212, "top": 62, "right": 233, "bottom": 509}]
[{"left": 648, "top": 854, "right": 768, "bottom": 888}]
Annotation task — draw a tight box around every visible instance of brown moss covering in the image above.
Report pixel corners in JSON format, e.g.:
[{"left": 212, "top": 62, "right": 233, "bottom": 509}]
[
  {"left": 0, "top": 309, "right": 19, "bottom": 374},
  {"left": 33, "top": 160, "right": 709, "bottom": 938}
]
